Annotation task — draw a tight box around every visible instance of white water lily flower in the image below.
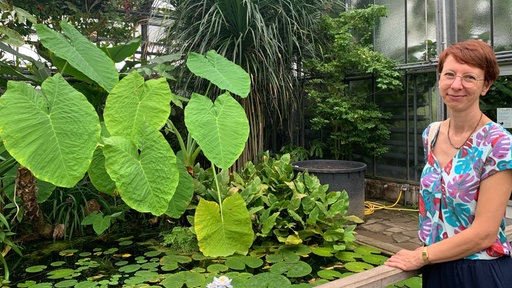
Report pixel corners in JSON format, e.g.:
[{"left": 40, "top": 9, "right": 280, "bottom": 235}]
[{"left": 206, "top": 275, "right": 233, "bottom": 288}]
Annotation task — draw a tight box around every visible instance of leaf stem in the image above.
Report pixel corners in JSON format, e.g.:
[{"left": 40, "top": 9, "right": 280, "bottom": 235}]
[{"left": 211, "top": 163, "right": 223, "bottom": 221}]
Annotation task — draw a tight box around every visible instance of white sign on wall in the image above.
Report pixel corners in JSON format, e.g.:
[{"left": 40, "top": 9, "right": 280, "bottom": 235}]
[{"left": 497, "top": 108, "right": 512, "bottom": 128}]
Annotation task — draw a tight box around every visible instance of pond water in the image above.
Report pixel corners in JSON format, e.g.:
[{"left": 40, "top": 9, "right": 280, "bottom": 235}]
[{"left": 3, "top": 231, "right": 420, "bottom": 288}]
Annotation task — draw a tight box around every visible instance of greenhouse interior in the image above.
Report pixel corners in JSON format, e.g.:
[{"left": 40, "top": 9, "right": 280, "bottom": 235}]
[{"left": 1, "top": 0, "right": 512, "bottom": 287}]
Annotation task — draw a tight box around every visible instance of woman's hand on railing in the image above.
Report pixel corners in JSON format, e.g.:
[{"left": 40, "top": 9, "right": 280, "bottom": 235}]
[{"left": 384, "top": 247, "right": 427, "bottom": 271}]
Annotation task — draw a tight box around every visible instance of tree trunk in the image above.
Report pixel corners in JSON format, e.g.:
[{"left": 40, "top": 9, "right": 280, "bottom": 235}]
[{"left": 16, "top": 167, "right": 52, "bottom": 238}]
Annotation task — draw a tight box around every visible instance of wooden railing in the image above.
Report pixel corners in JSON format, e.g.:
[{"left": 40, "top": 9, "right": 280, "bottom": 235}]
[
  {"left": 315, "top": 265, "right": 419, "bottom": 288},
  {"left": 315, "top": 226, "right": 512, "bottom": 288}
]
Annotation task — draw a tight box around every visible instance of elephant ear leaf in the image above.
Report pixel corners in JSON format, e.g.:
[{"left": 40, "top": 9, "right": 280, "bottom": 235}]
[
  {"left": 102, "top": 127, "right": 179, "bottom": 216},
  {"left": 103, "top": 71, "right": 172, "bottom": 141},
  {"left": 165, "top": 158, "right": 194, "bottom": 219},
  {"left": 0, "top": 74, "right": 101, "bottom": 187},
  {"left": 35, "top": 20, "right": 119, "bottom": 92},
  {"left": 185, "top": 92, "right": 249, "bottom": 169},
  {"left": 194, "top": 193, "right": 254, "bottom": 257},
  {"left": 186, "top": 50, "right": 250, "bottom": 98}
]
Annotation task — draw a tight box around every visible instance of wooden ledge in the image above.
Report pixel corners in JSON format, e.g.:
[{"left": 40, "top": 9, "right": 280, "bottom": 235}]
[{"left": 315, "top": 265, "right": 419, "bottom": 288}]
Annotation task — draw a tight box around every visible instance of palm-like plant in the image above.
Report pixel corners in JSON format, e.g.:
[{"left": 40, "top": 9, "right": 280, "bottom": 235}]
[{"left": 157, "top": 0, "right": 344, "bottom": 168}]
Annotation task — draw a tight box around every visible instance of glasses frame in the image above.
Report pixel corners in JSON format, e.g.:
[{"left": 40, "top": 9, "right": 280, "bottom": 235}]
[{"left": 440, "top": 71, "right": 485, "bottom": 86}]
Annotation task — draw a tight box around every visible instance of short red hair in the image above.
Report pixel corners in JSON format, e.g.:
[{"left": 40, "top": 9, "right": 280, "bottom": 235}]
[{"left": 437, "top": 40, "right": 499, "bottom": 82}]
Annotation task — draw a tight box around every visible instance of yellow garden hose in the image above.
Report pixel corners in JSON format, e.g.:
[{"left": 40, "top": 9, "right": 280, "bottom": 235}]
[{"left": 364, "top": 189, "right": 419, "bottom": 216}]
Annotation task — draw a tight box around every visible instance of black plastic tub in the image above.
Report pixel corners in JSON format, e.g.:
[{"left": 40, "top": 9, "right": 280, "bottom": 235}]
[{"left": 292, "top": 160, "right": 367, "bottom": 218}]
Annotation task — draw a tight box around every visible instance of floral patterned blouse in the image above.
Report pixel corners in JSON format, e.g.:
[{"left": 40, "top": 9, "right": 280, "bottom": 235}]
[{"left": 419, "top": 121, "right": 512, "bottom": 260}]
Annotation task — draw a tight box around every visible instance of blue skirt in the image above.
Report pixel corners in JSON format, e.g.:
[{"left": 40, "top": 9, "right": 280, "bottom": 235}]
[{"left": 422, "top": 256, "right": 512, "bottom": 288}]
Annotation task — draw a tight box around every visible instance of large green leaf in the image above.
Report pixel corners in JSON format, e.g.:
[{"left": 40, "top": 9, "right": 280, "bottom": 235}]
[
  {"left": 165, "top": 158, "right": 194, "bottom": 219},
  {"left": 194, "top": 193, "right": 254, "bottom": 257},
  {"left": 81, "top": 211, "right": 111, "bottom": 235},
  {"left": 35, "top": 21, "right": 119, "bottom": 92},
  {"left": 0, "top": 42, "right": 51, "bottom": 85},
  {"left": 104, "top": 71, "right": 172, "bottom": 140},
  {"left": 0, "top": 26, "right": 24, "bottom": 47},
  {"left": 102, "top": 129, "right": 179, "bottom": 216},
  {"left": 186, "top": 51, "right": 250, "bottom": 98},
  {"left": 87, "top": 147, "right": 116, "bottom": 195},
  {"left": 0, "top": 74, "right": 101, "bottom": 187},
  {"left": 185, "top": 93, "right": 249, "bottom": 169},
  {"left": 87, "top": 123, "right": 116, "bottom": 195},
  {"left": 105, "top": 38, "right": 141, "bottom": 63}
]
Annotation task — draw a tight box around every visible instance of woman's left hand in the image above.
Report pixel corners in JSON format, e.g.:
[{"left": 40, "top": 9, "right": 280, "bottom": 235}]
[{"left": 384, "top": 247, "right": 426, "bottom": 271}]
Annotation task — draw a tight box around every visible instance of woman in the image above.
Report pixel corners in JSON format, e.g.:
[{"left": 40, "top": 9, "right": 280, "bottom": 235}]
[{"left": 385, "top": 39, "right": 512, "bottom": 287}]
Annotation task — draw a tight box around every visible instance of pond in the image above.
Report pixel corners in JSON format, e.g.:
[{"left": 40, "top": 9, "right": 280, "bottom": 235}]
[{"left": 2, "top": 229, "right": 422, "bottom": 288}]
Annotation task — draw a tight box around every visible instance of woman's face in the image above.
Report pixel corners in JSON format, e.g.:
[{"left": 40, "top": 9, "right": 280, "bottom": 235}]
[{"left": 438, "top": 55, "right": 492, "bottom": 112}]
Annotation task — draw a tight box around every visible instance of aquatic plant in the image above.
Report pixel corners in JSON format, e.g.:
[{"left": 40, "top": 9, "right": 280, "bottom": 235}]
[{"left": 207, "top": 275, "right": 233, "bottom": 288}]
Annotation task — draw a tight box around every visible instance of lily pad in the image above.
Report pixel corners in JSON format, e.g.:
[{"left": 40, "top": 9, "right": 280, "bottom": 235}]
[
  {"left": 122, "top": 275, "right": 145, "bottom": 286},
  {"left": 135, "top": 256, "right": 148, "bottom": 264},
  {"left": 118, "top": 240, "right": 133, "bottom": 246},
  {"left": 118, "top": 264, "right": 141, "bottom": 273},
  {"left": 104, "top": 248, "right": 118, "bottom": 255},
  {"left": 362, "top": 254, "right": 388, "bottom": 265},
  {"left": 134, "top": 270, "right": 161, "bottom": 282},
  {"left": 160, "top": 271, "right": 205, "bottom": 288},
  {"left": 54, "top": 279, "right": 79, "bottom": 287},
  {"left": 75, "top": 281, "right": 100, "bottom": 288},
  {"left": 311, "top": 246, "right": 334, "bottom": 257},
  {"left": 245, "top": 272, "right": 291, "bottom": 287},
  {"left": 20, "top": 283, "right": 53, "bottom": 288},
  {"left": 46, "top": 268, "right": 77, "bottom": 279},
  {"left": 15, "top": 280, "right": 37, "bottom": 287},
  {"left": 114, "top": 260, "right": 128, "bottom": 267},
  {"left": 269, "top": 261, "right": 312, "bottom": 278},
  {"left": 335, "top": 251, "right": 360, "bottom": 262},
  {"left": 317, "top": 269, "right": 344, "bottom": 280},
  {"left": 161, "top": 254, "right": 192, "bottom": 265},
  {"left": 144, "top": 250, "right": 162, "bottom": 258},
  {"left": 141, "top": 262, "right": 159, "bottom": 270},
  {"left": 207, "top": 263, "right": 229, "bottom": 273},
  {"left": 160, "top": 262, "right": 179, "bottom": 272},
  {"left": 266, "top": 251, "right": 300, "bottom": 263},
  {"left": 344, "top": 261, "right": 374, "bottom": 273},
  {"left": 354, "top": 245, "right": 381, "bottom": 255},
  {"left": 25, "top": 265, "right": 47, "bottom": 273},
  {"left": 59, "top": 249, "right": 79, "bottom": 257},
  {"left": 225, "top": 255, "right": 264, "bottom": 270}
]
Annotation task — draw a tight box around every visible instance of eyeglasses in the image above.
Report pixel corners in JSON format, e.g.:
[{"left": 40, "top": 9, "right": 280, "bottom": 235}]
[{"left": 440, "top": 72, "right": 484, "bottom": 87}]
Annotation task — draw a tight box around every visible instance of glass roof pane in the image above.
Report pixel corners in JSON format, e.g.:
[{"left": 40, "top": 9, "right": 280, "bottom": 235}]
[
  {"left": 374, "top": 0, "right": 406, "bottom": 62},
  {"left": 494, "top": 0, "right": 512, "bottom": 52},
  {"left": 406, "top": 0, "right": 437, "bottom": 63},
  {"left": 457, "top": 0, "right": 491, "bottom": 41}
]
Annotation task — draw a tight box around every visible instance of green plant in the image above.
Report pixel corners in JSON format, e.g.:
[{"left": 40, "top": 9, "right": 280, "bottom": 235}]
[
  {"left": 161, "top": 0, "right": 346, "bottom": 167},
  {"left": 304, "top": 5, "right": 403, "bottom": 160},
  {"left": 44, "top": 181, "right": 121, "bottom": 239},
  {"left": 4, "top": 0, "right": 145, "bottom": 45},
  {"left": 0, "top": 20, "right": 178, "bottom": 212},
  {"left": 480, "top": 75, "right": 512, "bottom": 123},
  {"left": 0, "top": 213, "right": 22, "bottom": 283},
  {"left": 279, "top": 144, "right": 310, "bottom": 161},
  {"left": 80, "top": 211, "right": 123, "bottom": 236},
  {"left": 193, "top": 152, "right": 361, "bottom": 251},
  {"left": 161, "top": 226, "right": 198, "bottom": 254},
  {"left": 49, "top": 188, "right": 90, "bottom": 239},
  {"left": 0, "top": 20, "right": 256, "bottom": 257}
]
